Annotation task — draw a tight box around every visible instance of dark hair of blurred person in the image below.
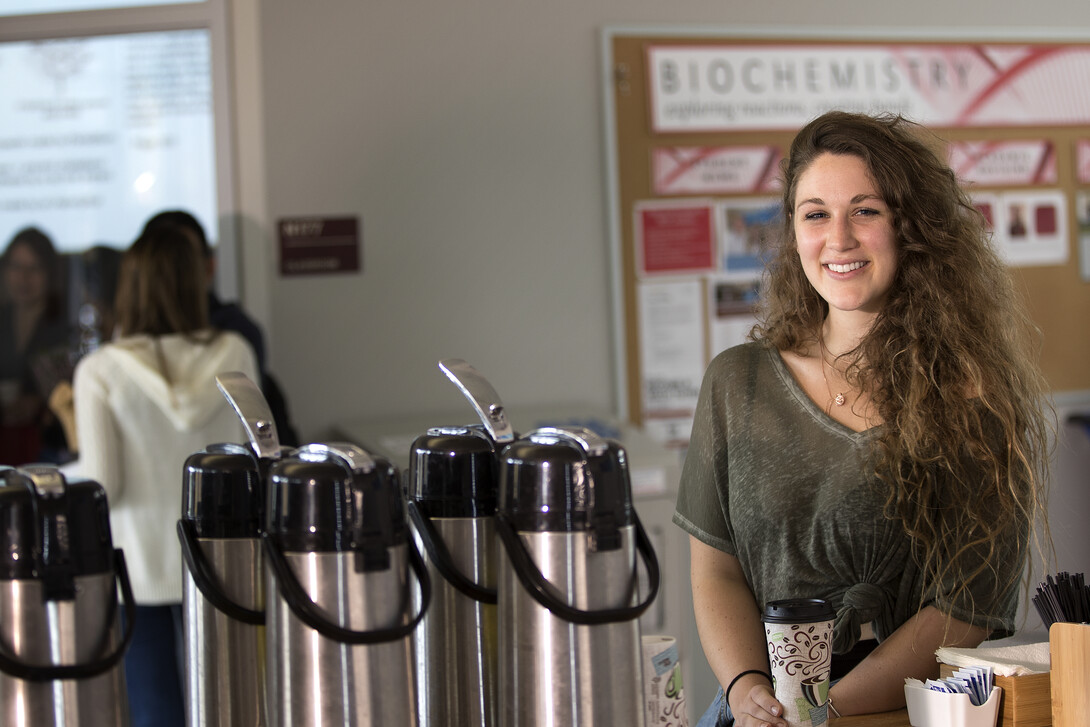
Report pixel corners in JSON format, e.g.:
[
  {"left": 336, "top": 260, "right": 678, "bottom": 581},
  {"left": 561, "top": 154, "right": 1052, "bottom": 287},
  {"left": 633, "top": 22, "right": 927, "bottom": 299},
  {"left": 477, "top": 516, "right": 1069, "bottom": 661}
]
[{"left": 141, "top": 209, "right": 299, "bottom": 445}]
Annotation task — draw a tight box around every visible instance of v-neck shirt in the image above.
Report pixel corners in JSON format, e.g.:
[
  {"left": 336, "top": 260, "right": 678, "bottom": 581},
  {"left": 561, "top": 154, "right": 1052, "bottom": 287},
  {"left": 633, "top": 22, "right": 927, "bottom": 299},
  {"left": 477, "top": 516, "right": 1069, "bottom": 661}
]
[{"left": 673, "top": 341, "right": 1020, "bottom": 653}]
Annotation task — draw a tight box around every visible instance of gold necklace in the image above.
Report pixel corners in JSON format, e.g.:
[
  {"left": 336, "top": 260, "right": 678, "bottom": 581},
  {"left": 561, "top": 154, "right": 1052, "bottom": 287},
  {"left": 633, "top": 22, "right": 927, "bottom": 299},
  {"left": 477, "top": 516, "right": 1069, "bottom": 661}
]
[{"left": 818, "top": 338, "right": 846, "bottom": 407}]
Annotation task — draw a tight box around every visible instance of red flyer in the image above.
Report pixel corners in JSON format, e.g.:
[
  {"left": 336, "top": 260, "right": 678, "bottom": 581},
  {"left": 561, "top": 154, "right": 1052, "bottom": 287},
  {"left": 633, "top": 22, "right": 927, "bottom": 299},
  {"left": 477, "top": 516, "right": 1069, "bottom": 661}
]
[{"left": 636, "top": 201, "right": 716, "bottom": 276}]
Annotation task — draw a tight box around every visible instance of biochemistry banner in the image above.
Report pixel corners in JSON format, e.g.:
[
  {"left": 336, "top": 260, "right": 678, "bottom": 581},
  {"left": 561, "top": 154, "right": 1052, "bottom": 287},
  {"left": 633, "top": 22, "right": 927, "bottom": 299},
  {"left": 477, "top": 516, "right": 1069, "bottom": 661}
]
[{"left": 647, "top": 43, "right": 1090, "bottom": 132}]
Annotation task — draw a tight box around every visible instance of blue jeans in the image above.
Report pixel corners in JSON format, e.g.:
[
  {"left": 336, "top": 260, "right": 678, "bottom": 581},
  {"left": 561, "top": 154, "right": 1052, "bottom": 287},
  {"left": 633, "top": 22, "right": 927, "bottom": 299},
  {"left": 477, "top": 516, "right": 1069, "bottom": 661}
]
[
  {"left": 122, "top": 604, "right": 185, "bottom": 727},
  {"left": 697, "top": 687, "right": 734, "bottom": 727}
]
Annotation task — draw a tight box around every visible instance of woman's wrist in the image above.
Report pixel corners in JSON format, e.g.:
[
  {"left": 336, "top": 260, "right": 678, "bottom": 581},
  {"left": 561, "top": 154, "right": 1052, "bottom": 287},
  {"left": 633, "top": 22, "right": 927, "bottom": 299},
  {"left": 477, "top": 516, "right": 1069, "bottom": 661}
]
[{"left": 724, "top": 669, "right": 772, "bottom": 710}]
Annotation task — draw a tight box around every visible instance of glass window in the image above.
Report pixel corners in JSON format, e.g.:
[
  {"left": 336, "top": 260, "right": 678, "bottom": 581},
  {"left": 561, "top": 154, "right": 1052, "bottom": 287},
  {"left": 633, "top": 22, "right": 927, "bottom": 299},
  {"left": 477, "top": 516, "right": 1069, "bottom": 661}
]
[
  {"left": 0, "top": 0, "right": 202, "bottom": 17},
  {"left": 0, "top": 29, "right": 218, "bottom": 251},
  {"left": 1, "top": 14, "right": 224, "bottom": 467}
]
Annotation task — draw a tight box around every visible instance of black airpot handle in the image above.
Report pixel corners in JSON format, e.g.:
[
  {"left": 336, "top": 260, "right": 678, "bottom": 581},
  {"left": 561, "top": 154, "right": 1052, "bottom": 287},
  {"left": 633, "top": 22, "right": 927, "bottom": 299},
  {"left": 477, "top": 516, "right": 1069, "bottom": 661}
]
[
  {"left": 0, "top": 469, "right": 136, "bottom": 681},
  {"left": 177, "top": 518, "right": 265, "bottom": 625},
  {"left": 407, "top": 501, "right": 497, "bottom": 604},
  {"left": 263, "top": 443, "right": 432, "bottom": 644},
  {"left": 494, "top": 510, "right": 659, "bottom": 626},
  {"left": 263, "top": 531, "right": 431, "bottom": 644}
]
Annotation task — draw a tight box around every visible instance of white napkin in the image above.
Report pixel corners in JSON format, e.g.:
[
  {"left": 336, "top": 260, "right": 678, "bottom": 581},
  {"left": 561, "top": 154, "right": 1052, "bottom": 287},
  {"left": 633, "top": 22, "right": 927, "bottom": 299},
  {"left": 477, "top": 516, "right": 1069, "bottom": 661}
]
[{"left": 934, "top": 642, "right": 1050, "bottom": 676}]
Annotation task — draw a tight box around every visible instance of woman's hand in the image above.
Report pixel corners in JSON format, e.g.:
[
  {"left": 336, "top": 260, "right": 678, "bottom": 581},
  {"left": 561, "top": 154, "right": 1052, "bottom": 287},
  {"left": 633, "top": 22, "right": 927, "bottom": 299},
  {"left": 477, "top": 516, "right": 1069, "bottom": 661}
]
[{"left": 729, "top": 676, "right": 786, "bottom": 727}]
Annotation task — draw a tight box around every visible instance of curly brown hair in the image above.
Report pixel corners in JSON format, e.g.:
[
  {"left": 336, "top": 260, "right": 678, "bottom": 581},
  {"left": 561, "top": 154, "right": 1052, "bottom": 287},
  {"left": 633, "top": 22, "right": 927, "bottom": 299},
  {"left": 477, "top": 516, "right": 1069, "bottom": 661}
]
[{"left": 754, "top": 111, "right": 1050, "bottom": 622}]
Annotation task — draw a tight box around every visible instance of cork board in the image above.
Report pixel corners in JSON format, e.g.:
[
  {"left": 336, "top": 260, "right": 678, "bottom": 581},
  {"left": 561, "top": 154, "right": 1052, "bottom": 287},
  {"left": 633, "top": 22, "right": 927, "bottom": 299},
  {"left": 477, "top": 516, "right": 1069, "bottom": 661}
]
[{"left": 604, "top": 30, "right": 1090, "bottom": 428}]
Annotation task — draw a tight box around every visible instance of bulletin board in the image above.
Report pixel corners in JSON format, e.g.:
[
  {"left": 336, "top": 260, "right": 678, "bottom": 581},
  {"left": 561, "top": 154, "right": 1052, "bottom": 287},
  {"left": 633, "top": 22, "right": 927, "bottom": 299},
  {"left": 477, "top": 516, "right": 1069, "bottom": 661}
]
[{"left": 603, "top": 28, "right": 1090, "bottom": 445}]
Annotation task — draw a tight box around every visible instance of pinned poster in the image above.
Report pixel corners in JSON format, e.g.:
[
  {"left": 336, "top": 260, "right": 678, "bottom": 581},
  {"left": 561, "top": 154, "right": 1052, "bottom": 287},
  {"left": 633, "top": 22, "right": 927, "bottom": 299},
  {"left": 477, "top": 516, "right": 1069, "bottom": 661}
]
[
  {"left": 652, "top": 146, "right": 783, "bottom": 195},
  {"left": 1077, "top": 191, "right": 1090, "bottom": 281},
  {"left": 638, "top": 279, "right": 703, "bottom": 446},
  {"left": 719, "top": 198, "right": 781, "bottom": 279},
  {"left": 708, "top": 278, "right": 760, "bottom": 358},
  {"left": 1078, "top": 140, "right": 1090, "bottom": 184},
  {"left": 635, "top": 200, "right": 718, "bottom": 276},
  {"left": 973, "top": 191, "right": 1068, "bottom": 266},
  {"left": 948, "top": 140, "right": 1056, "bottom": 186}
]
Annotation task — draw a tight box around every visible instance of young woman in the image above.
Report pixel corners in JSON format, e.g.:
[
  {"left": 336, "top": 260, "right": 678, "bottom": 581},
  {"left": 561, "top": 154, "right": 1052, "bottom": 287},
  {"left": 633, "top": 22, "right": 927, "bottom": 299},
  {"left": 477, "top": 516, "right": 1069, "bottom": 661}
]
[
  {"left": 673, "top": 111, "right": 1050, "bottom": 727},
  {"left": 73, "top": 225, "right": 259, "bottom": 727}
]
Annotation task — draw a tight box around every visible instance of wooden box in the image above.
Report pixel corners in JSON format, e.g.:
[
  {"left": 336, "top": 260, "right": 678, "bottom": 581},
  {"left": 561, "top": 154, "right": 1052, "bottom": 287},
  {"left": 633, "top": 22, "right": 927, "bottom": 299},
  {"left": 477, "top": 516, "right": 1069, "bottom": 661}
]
[
  {"left": 940, "top": 664, "right": 1051, "bottom": 727},
  {"left": 1050, "top": 623, "right": 1090, "bottom": 727}
]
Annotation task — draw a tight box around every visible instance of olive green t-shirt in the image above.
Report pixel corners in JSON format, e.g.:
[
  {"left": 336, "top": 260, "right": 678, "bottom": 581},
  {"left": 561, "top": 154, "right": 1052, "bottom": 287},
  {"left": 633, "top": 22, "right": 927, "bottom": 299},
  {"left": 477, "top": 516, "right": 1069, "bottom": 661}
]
[{"left": 673, "top": 341, "right": 1020, "bottom": 653}]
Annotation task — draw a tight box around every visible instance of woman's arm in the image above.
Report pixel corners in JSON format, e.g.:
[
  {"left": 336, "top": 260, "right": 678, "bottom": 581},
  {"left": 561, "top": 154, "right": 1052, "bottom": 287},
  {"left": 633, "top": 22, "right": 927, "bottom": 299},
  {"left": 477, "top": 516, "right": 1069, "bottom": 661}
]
[
  {"left": 828, "top": 606, "right": 987, "bottom": 716},
  {"left": 72, "top": 360, "right": 123, "bottom": 501},
  {"left": 690, "top": 536, "right": 787, "bottom": 727}
]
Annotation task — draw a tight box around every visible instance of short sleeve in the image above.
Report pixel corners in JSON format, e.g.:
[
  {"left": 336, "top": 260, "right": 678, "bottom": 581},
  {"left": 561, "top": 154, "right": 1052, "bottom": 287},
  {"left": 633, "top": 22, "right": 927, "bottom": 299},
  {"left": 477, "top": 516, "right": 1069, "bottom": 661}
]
[
  {"left": 673, "top": 353, "right": 735, "bottom": 554},
  {"left": 927, "top": 510, "right": 1028, "bottom": 638}
]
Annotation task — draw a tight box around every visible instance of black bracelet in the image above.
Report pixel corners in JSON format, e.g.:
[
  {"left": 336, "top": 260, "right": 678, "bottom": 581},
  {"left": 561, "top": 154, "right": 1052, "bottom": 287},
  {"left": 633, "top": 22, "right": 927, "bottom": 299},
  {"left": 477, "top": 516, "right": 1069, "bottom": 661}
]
[{"left": 724, "top": 669, "right": 772, "bottom": 709}]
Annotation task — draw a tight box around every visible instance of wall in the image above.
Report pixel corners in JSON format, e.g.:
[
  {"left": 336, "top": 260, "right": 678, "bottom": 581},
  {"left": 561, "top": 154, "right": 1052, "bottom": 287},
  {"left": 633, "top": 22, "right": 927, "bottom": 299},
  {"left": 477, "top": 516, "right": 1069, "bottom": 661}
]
[{"left": 242, "top": 1, "right": 1090, "bottom": 438}]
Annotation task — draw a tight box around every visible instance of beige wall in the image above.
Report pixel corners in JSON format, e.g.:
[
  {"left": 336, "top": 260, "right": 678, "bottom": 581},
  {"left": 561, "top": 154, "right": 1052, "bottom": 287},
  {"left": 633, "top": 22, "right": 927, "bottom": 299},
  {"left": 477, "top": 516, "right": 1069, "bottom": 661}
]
[{"left": 238, "top": 2, "right": 1090, "bottom": 438}]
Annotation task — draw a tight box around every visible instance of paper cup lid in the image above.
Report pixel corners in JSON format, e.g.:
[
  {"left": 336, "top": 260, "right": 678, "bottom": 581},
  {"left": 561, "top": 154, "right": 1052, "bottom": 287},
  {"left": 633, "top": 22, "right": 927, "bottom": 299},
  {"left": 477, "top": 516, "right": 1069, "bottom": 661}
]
[{"left": 762, "top": 598, "right": 835, "bottom": 624}]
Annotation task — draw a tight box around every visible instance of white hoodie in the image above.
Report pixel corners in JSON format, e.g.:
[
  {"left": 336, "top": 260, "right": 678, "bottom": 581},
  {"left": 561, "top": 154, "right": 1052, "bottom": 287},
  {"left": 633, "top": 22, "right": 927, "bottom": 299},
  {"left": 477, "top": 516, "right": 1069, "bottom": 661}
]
[{"left": 73, "top": 331, "right": 259, "bottom": 604}]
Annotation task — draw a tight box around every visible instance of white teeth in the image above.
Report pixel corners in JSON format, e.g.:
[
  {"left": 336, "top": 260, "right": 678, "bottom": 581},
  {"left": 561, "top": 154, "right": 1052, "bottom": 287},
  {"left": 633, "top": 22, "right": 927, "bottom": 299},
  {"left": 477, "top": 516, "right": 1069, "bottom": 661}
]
[{"left": 826, "top": 261, "right": 865, "bottom": 273}]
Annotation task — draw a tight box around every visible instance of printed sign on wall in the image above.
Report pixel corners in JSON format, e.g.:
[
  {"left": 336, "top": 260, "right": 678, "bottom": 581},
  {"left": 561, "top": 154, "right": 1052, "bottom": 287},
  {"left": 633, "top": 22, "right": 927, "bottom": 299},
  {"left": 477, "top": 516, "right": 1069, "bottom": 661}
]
[
  {"left": 647, "top": 43, "right": 1090, "bottom": 132},
  {"left": 278, "top": 216, "right": 360, "bottom": 276}
]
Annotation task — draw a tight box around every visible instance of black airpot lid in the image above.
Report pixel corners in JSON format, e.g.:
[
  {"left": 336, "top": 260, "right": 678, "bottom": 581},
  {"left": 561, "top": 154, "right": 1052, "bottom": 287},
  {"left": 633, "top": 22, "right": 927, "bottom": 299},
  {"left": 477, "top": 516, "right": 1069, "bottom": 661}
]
[
  {"left": 265, "top": 450, "right": 407, "bottom": 555},
  {"left": 0, "top": 468, "right": 114, "bottom": 582},
  {"left": 496, "top": 430, "right": 634, "bottom": 540},
  {"left": 407, "top": 427, "right": 498, "bottom": 518},
  {"left": 181, "top": 443, "right": 265, "bottom": 538}
]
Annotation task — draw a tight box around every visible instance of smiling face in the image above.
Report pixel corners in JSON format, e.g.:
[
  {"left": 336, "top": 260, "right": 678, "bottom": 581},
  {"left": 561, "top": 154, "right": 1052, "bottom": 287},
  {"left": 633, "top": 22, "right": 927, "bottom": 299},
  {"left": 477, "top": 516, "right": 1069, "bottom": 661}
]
[{"left": 793, "top": 153, "right": 899, "bottom": 322}]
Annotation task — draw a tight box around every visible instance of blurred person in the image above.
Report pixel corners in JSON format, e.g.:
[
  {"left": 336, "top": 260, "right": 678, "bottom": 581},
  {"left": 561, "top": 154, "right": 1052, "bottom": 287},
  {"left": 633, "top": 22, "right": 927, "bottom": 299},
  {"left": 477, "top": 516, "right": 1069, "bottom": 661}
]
[
  {"left": 72, "top": 225, "right": 259, "bottom": 727},
  {"left": 0, "top": 226, "right": 71, "bottom": 464},
  {"left": 142, "top": 210, "right": 299, "bottom": 446}
]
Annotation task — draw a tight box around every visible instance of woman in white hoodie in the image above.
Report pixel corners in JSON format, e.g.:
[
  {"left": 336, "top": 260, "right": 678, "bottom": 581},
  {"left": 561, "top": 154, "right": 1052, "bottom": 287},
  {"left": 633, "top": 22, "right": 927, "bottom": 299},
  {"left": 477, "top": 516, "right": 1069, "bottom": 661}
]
[{"left": 73, "top": 225, "right": 259, "bottom": 727}]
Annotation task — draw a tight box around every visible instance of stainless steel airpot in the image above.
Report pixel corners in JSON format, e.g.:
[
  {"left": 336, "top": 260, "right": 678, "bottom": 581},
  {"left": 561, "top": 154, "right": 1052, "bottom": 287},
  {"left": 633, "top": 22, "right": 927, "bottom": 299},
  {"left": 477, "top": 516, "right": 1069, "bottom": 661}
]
[
  {"left": 495, "top": 424, "right": 660, "bottom": 726},
  {"left": 263, "top": 439, "right": 430, "bottom": 727},
  {"left": 0, "top": 465, "right": 135, "bottom": 727},
  {"left": 406, "top": 359, "right": 514, "bottom": 727},
  {"left": 177, "top": 371, "right": 279, "bottom": 727}
]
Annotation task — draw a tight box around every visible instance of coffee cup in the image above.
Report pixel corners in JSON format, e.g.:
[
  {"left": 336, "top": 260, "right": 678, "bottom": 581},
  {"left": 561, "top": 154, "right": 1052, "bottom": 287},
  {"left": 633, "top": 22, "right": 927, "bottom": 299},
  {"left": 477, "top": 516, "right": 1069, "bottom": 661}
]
[{"left": 763, "top": 598, "right": 835, "bottom": 727}]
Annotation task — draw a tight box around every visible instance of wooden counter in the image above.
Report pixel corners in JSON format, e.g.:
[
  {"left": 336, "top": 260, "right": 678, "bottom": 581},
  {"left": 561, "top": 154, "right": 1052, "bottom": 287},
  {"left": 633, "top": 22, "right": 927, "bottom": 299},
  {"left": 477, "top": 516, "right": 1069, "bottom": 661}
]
[{"left": 832, "top": 709, "right": 911, "bottom": 726}]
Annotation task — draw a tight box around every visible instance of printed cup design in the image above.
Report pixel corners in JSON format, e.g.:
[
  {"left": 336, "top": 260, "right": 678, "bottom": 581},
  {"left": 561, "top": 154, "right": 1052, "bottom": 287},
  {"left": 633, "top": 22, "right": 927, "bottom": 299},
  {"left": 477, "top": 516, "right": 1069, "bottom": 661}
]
[{"left": 765, "top": 620, "right": 833, "bottom": 727}]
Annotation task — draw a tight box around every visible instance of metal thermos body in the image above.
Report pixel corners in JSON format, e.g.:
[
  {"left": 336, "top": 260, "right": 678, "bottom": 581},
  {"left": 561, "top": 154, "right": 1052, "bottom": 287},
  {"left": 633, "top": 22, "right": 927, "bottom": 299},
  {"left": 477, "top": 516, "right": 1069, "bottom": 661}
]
[
  {"left": 179, "top": 444, "right": 267, "bottom": 727},
  {"left": 264, "top": 444, "right": 427, "bottom": 727},
  {"left": 0, "top": 467, "right": 133, "bottom": 727},
  {"left": 495, "top": 428, "right": 659, "bottom": 727},
  {"left": 408, "top": 428, "right": 499, "bottom": 727}
]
